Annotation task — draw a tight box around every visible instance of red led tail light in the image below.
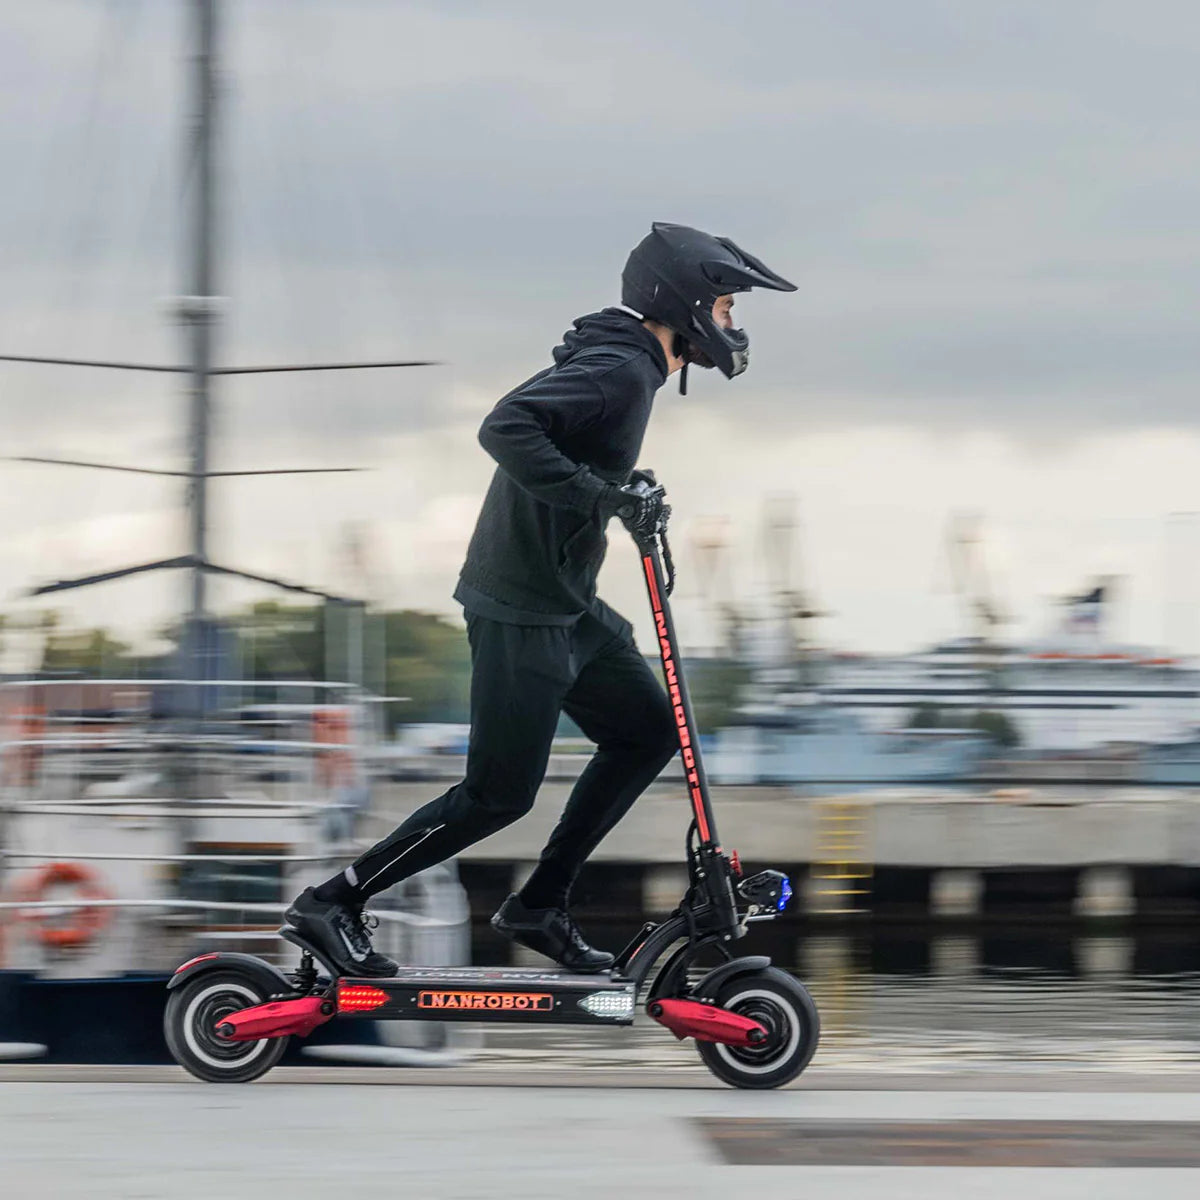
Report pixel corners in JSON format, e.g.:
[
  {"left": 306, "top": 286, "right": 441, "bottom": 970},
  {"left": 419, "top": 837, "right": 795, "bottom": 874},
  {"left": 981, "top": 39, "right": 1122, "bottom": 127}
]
[{"left": 337, "top": 983, "right": 389, "bottom": 1012}]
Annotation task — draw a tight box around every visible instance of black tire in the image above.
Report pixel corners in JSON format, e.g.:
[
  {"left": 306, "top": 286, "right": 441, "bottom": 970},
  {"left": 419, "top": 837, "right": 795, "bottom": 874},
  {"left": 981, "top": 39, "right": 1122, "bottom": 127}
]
[
  {"left": 695, "top": 967, "right": 820, "bottom": 1090},
  {"left": 164, "top": 970, "right": 289, "bottom": 1083}
]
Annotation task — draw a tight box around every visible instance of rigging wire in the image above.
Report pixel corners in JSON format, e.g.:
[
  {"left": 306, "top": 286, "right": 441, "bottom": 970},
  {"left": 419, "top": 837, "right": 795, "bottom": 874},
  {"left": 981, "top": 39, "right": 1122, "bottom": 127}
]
[
  {"left": 27, "top": 0, "right": 162, "bottom": 626},
  {"left": 47, "top": 0, "right": 148, "bottom": 353},
  {"left": 8, "top": 0, "right": 131, "bottom": 349},
  {"left": 2, "top": 2, "right": 445, "bottom": 653},
  {"left": 318, "top": 8, "right": 446, "bottom": 393},
  {"left": 2, "top": 2, "right": 144, "bottom": 642},
  {"left": 0, "top": 354, "right": 438, "bottom": 374},
  {"left": 207, "top": 2, "right": 322, "bottom": 624},
  {"left": 1, "top": 0, "right": 136, "bottom": 476},
  {"left": 255, "top": 5, "right": 341, "bottom": 602},
  {"left": 273, "top": 4, "right": 341, "bottom": 447},
  {"left": 92, "top": 38, "right": 177, "bottom": 382},
  {"left": 5, "top": 456, "right": 364, "bottom": 479},
  {"left": 239, "top": 1, "right": 387, "bottom": 668},
  {"left": 290, "top": 4, "right": 447, "bottom": 623}
]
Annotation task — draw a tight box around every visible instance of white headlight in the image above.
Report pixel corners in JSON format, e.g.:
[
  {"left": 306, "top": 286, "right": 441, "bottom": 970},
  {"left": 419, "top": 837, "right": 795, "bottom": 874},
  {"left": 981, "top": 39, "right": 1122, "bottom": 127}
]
[{"left": 578, "top": 990, "right": 634, "bottom": 1020}]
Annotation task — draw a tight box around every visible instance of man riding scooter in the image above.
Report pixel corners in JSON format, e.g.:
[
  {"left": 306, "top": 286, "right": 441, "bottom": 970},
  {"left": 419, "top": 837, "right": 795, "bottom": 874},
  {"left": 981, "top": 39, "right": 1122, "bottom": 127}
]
[{"left": 285, "top": 222, "right": 796, "bottom": 977}]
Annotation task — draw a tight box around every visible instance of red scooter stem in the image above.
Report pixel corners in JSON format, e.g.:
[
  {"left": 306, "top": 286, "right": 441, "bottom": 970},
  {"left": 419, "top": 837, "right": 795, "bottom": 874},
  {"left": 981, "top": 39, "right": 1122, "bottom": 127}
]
[{"left": 638, "top": 535, "right": 721, "bottom": 851}]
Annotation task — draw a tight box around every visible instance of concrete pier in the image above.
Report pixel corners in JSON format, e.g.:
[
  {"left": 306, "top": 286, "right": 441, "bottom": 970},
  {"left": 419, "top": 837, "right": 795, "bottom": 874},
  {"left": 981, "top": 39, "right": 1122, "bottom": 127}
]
[
  {"left": 368, "top": 782, "right": 1200, "bottom": 922},
  {"left": 642, "top": 863, "right": 689, "bottom": 916},
  {"left": 376, "top": 781, "right": 1200, "bottom": 870},
  {"left": 1074, "top": 867, "right": 1136, "bottom": 919},
  {"left": 931, "top": 869, "right": 983, "bottom": 918}
]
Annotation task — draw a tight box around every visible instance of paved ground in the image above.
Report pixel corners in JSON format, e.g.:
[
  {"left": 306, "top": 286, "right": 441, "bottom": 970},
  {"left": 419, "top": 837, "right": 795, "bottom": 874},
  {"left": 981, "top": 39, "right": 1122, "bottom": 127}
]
[{"left": 6, "top": 1068, "right": 1200, "bottom": 1198}]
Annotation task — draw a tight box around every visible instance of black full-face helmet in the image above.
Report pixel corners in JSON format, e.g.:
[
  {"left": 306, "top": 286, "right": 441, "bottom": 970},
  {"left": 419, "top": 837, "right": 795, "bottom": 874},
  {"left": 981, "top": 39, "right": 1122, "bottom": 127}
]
[{"left": 621, "top": 222, "right": 796, "bottom": 384}]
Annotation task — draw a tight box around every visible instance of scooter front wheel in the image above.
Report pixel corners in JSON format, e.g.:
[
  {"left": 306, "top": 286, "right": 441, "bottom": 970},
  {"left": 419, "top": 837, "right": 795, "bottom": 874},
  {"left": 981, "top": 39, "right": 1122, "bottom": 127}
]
[
  {"left": 165, "top": 970, "right": 289, "bottom": 1083},
  {"left": 696, "top": 967, "right": 820, "bottom": 1090}
]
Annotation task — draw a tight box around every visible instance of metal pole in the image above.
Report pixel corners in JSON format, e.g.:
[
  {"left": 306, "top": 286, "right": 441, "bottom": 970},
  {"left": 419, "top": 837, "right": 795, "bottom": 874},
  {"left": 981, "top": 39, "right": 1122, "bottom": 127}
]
[
  {"left": 185, "top": 0, "right": 217, "bottom": 681},
  {"left": 352, "top": 602, "right": 364, "bottom": 690}
]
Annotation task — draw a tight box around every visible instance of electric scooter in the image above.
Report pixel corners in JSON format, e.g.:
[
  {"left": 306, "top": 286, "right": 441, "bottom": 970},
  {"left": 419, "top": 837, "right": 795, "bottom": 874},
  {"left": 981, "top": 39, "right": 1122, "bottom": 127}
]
[{"left": 164, "top": 487, "right": 820, "bottom": 1089}]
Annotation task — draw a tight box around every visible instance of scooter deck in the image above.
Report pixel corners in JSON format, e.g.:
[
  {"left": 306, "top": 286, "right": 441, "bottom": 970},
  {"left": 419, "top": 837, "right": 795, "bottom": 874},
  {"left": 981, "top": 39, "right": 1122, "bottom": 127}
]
[
  {"left": 280, "top": 928, "right": 637, "bottom": 1026},
  {"left": 336, "top": 966, "right": 636, "bottom": 1026}
]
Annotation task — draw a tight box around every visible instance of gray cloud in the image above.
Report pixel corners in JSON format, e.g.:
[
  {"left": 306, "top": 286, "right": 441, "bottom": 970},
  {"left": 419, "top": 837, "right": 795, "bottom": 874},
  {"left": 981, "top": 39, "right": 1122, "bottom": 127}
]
[
  {"left": 5, "top": 0, "right": 1199, "bottom": 439},
  {"left": 4, "top": 0, "right": 1200, "bottom": 652}
]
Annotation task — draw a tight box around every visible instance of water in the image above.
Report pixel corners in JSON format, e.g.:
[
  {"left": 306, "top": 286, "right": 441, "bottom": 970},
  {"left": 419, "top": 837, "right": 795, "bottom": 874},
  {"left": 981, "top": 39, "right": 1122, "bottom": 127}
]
[
  {"left": 472, "top": 925, "right": 1200, "bottom": 1073},
  {"left": 801, "top": 939, "right": 1200, "bottom": 1073}
]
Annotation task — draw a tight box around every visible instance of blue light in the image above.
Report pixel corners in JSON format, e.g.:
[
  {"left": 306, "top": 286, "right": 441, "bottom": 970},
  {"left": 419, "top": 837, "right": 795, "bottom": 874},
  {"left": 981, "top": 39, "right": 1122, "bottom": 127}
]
[{"left": 778, "top": 876, "right": 792, "bottom": 911}]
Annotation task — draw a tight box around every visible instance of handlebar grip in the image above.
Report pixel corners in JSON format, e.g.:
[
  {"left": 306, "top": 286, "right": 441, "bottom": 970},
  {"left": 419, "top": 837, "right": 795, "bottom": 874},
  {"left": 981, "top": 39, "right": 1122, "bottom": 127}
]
[{"left": 627, "top": 478, "right": 666, "bottom": 502}]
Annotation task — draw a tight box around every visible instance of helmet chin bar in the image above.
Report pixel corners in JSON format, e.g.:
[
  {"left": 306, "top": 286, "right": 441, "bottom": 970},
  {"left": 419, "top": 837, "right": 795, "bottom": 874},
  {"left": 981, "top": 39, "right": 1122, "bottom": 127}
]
[{"left": 671, "top": 334, "right": 733, "bottom": 395}]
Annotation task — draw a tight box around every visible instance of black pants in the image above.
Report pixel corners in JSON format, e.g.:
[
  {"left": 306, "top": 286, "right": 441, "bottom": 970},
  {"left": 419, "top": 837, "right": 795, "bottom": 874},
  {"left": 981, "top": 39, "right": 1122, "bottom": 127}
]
[{"left": 346, "top": 609, "right": 679, "bottom": 905}]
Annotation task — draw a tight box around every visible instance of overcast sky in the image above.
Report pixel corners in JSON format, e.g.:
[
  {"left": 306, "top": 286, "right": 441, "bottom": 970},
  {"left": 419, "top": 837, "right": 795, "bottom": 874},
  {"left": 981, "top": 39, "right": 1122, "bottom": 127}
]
[{"left": 3, "top": 0, "right": 1200, "bottom": 665}]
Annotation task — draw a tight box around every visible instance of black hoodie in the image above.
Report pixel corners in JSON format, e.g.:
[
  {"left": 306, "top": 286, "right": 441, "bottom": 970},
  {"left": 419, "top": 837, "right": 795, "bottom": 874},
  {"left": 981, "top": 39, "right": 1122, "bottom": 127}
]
[{"left": 454, "top": 308, "right": 669, "bottom": 624}]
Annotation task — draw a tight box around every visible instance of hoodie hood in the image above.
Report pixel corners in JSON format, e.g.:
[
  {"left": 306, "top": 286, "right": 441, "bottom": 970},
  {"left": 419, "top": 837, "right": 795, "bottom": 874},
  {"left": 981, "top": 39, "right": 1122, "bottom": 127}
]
[{"left": 552, "top": 307, "right": 668, "bottom": 379}]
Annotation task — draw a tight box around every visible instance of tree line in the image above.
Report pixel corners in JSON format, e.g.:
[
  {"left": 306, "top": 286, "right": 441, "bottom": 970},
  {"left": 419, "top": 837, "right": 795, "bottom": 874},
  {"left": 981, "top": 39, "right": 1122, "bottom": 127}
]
[{"left": 1, "top": 602, "right": 748, "bottom": 734}]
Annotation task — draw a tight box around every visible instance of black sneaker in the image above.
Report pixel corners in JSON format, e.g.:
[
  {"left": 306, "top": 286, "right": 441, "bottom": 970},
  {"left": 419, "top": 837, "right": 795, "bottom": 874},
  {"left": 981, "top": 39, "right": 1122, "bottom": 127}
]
[
  {"left": 284, "top": 887, "right": 399, "bottom": 978},
  {"left": 491, "top": 894, "right": 614, "bottom": 974}
]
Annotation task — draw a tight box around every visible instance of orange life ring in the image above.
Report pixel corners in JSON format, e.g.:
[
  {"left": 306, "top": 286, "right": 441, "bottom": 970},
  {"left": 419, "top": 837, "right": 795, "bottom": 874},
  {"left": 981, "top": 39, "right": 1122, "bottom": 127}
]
[{"left": 14, "top": 861, "right": 113, "bottom": 949}]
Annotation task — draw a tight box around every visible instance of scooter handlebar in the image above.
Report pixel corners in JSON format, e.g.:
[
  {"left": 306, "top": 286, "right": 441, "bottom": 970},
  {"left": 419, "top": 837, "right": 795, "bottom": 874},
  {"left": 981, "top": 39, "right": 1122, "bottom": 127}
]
[
  {"left": 624, "top": 478, "right": 672, "bottom": 535},
  {"left": 625, "top": 479, "right": 675, "bottom": 594}
]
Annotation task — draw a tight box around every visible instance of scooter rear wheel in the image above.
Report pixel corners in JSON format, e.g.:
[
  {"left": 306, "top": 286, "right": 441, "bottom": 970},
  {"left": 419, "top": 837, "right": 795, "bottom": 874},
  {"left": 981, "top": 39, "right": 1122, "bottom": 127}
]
[
  {"left": 165, "top": 970, "right": 289, "bottom": 1083},
  {"left": 695, "top": 967, "right": 820, "bottom": 1090}
]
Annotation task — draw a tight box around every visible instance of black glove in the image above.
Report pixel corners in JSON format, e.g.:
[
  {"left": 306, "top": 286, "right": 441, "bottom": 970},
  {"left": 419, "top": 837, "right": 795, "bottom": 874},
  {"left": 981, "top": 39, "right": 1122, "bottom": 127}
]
[{"left": 601, "top": 474, "right": 670, "bottom": 538}]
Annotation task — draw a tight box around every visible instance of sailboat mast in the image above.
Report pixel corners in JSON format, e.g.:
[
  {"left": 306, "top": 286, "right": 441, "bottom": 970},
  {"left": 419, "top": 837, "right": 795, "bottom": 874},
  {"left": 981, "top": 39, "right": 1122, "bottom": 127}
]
[
  {"left": 5, "top": 0, "right": 432, "bottom": 682},
  {"left": 184, "top": 0, "right": 217, "bottom": 676}
]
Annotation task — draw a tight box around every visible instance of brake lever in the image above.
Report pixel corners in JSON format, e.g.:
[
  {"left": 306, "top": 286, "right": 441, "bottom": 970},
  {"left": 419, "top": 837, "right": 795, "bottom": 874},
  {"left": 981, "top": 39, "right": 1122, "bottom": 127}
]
[
  {"left": 627, "top": 480, "right": 673, "bottom": 592},
  {"left": 660, "top": 522, "right": 676, "bottom": 595}
]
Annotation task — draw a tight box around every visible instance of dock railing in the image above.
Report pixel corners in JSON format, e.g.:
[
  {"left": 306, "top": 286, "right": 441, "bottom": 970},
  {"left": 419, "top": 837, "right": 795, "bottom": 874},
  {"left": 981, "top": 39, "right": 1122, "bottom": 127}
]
[{"left": 0, "top": 677, "right": 470, "bottom": 978}]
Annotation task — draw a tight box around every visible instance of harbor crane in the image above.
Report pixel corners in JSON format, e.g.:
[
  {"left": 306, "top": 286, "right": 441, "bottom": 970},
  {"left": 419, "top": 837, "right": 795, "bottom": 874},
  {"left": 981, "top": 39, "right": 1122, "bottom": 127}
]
[
  {"left": 761, "top": 493, "right": 826, "bottom": 689},
  {"left": 945, "top": 510, "right": 1009, "bottom": 690}
]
